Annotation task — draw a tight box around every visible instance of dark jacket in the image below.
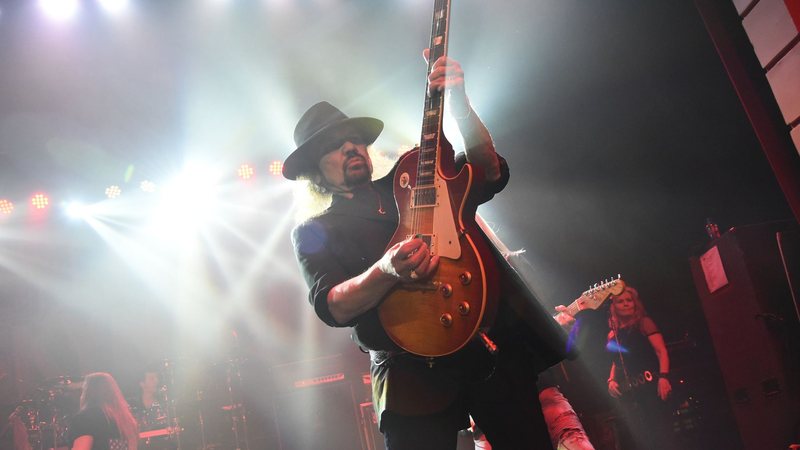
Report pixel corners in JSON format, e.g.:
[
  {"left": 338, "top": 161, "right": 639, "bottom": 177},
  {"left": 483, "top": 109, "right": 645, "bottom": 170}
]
[{"left": 292, "top": 153, "right": 572, "bottom": 424}]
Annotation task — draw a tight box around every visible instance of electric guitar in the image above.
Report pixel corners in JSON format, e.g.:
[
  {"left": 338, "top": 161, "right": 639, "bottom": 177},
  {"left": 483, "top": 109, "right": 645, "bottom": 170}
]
[
  {"left": 377, "top": 0, "right": 499, "bottom": 357},
  {"left": 553, "top": 277, "right": 626, "bottom": 324}
]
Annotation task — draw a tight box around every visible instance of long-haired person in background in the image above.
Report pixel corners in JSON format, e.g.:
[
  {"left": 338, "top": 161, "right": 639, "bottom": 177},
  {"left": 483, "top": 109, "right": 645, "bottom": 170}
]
[
  {"left": 606, "top": 286, "right": 673, "bottom": 450},
  {"left": 70, "top": 372, "right": 138, "bottom": 450}
]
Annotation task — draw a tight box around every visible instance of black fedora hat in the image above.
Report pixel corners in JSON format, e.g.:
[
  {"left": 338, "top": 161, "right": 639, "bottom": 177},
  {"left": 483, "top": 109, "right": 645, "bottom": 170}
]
[{"left": 282, "top": 101, "right": 384, "bottom": 180}]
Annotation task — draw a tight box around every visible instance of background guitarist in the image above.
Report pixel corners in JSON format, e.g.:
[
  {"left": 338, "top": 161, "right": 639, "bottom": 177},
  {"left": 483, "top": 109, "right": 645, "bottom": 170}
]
[
  {"left": 284, "top": 51, "right": 571, "bottom": 450},
  {"left": 606, "top": 285, "right": 674, "bottom": 450}
]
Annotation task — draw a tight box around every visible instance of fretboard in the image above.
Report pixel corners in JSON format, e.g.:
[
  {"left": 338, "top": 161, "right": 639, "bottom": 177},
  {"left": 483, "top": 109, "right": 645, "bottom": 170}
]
[
  {"left": 553, "top": 296, "right": 585, "bottom": 322},
  {"left": 563, "top": 300, "right": 583, "bottom": 317},
  {"left": 416, "top": 0, "right": 451, "bottom": 197}
]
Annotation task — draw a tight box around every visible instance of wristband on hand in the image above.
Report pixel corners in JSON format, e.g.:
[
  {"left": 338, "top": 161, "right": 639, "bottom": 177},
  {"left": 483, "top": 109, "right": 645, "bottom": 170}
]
[{"left": 658, "top": 372, "right": 669, "bottom": 380}]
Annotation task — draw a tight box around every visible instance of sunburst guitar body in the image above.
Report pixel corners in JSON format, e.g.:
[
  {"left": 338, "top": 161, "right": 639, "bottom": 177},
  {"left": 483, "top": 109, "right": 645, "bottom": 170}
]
[{"left": 378, "top": 136, "right": 499, "bottom": 357}]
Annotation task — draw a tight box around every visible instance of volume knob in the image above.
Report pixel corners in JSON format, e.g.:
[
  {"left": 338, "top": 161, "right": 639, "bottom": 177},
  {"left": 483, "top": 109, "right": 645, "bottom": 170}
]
[
  {"left": 440, "top": 284, "right": 453, "bottom": 298},
  {"left": 440, "top": 313, "right": 453, "bottom": 327}
]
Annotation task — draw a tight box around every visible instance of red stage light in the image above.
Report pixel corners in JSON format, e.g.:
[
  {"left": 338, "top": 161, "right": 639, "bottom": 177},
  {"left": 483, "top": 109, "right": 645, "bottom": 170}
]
[
  {"left": 31, "top": 194, "right": 50, "bottom": 210},
  {"left": 0, "top": 199, "right": 14, "bottom": 215},
  {"left": 268, "top": 161, "right": 283, "bottom": 176},
  {"left": 237, "top": 164, "right": 255, "bottom": 180}
]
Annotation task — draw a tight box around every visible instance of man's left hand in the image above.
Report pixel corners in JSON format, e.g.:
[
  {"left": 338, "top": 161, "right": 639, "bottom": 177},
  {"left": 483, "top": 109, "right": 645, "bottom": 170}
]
[
  {"left": 554, "top": 305, "right": 576, "bottom": 328},
  {"left": 422, "top": 49, "right": 470, "bottom": 114}
]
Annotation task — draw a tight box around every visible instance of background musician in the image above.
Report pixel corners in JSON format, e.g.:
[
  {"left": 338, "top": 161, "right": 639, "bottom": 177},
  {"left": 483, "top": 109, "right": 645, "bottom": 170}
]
[
  {"left": 69, "top": 372, "right": 138, "bottom": 450},
  {"left": 606, "top": 286, "right": 673, "bottom": 450},
  {"left": 129, "top": 370, "right": 167, "bottom": 433},
  {"left": 128, "top": 368, "right": 175, "bottom": 450}
]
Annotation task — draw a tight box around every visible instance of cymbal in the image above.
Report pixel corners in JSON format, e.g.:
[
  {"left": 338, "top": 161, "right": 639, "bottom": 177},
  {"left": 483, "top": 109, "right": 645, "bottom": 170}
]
[{"left": 42, "top": 376, "right": 83, "bottom": 388}]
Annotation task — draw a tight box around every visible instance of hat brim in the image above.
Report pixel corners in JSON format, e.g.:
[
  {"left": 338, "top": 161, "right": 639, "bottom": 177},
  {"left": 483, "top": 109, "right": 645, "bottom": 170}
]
[{"left": 282, "top": 117, "right": 384, "bottom": 180}]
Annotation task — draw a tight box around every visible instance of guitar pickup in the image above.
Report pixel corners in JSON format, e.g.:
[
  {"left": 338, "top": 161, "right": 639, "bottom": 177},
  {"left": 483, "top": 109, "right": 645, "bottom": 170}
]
[
  {"left": 407, "top": 234, "right": 433, "bottom": 249},
  {"left": 410, "top": 186, "right": 437, "bottom": 208}
]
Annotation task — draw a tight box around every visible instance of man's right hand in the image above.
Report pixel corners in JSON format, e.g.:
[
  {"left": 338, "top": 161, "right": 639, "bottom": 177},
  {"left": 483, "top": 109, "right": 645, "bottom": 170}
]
[{"left": 379, "top": 236, "right": 440, "bottom": 282}]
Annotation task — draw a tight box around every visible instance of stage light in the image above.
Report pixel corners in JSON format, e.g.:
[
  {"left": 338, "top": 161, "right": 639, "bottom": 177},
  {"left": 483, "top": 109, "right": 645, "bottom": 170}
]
[
  {"left": 65, "top": 202, "right": 90, "bottom": 220},
  {"left": 105, "top": 185, "right": 122, "bottom": 199},
  {"left": 148, "top": 162, "right": 223, "bottom": 236},
  {"left": 39, "top": 0, "right": 80, "bottom": 21},
  {"left": 0, "top": 199, "right": 13, "bottom": 215},
  {"left": 606, "top": 341, "right": 628, "bottom": 353},
  {"left": 97, "top": 0, "right": 129, "bottom": 15},
  {"left": 140, "top": 180, "right": 157, "bottom": 193},
  {"left": 237, "top": 164, "right": 255, "bottom": 181},
  {"left": 31, "top": 194, "right": 50, "bottom": 210},
  {"left": 268, "top": 161, "right": 283, "bottom": 176}
]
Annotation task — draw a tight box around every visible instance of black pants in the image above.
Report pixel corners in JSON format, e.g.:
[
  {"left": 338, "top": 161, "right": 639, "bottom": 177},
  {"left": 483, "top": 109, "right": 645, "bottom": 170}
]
[
  {"left": 381, "top": 347, "right": 552, "bottom": 450},
  {"left": 613, "top": 388, "right": 675, "bottom": 450}
]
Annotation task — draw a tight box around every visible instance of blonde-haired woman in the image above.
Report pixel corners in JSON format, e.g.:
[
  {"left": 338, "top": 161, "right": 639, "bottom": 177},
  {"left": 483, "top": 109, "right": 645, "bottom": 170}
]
[
  {"left": 70, "top": 372, "right": 138, "bottom": 450},
  {"left": 606, "top": 286, "right": 673, "bottom": 450}
]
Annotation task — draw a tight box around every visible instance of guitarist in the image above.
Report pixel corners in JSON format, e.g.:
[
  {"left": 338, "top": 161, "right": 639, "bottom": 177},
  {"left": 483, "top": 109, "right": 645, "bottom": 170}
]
[
  {"left": 285, "top": 52, "right": 571, "bottom": 450},
  {"left": 606, "top": 286, "right": 673, "bottom": 450}
]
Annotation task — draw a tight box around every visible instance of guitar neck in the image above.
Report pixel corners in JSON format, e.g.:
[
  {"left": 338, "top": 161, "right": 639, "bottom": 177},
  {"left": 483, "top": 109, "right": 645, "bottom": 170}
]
[
  {"left": 417, "top": 0, "right": 452, "bottom": 187},
  {"left": 562, "top": 300, "right": 583, "bottom": 318},
  {"left": 552, "top": 279, "right": 624, "bottom": 323}
]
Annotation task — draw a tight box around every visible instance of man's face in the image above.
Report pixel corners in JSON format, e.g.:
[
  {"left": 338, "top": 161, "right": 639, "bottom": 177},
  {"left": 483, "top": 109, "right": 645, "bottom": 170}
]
[
  {"left": 140, "top": 372, "right": 159, "bottom": 394},
  {"left": 317, "top": 127, "right": 372, "bottom": 191}
]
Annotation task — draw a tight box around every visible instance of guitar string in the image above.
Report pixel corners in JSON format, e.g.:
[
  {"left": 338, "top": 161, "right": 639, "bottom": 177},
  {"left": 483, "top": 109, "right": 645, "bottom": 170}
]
[
  {"left": 419, "top": 0, "right": 445, "bottom": 243},
  {"left": 408, "top": 0, "right": 447, "bottom": 255}
]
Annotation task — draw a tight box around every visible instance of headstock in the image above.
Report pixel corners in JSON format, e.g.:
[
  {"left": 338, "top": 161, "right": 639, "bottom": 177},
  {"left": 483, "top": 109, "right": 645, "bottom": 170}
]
[{"left": 575, "top": 276, "right": 626, "bottom": 312}]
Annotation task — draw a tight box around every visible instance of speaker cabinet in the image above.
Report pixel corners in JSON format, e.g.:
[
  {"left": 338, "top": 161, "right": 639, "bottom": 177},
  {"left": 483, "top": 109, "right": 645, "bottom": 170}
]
[{"left": 689, "top": 222, "right": 800, "bottom": 450}]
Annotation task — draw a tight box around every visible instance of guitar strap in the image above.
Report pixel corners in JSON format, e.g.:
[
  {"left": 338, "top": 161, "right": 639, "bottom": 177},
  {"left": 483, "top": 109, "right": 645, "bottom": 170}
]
[{"left": 611, "top": 317, "right": 633, "bottom": 390}]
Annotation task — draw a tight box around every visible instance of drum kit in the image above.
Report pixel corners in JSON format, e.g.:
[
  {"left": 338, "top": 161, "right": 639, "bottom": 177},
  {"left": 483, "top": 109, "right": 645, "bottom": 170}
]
[
  {"left": 8, "top": 376, "right": 81, "bottom": 450},
  {"left": 148, "top": 357, "right": 252, "bottom": 450},
  {"left": 6, "top": 358, "right": 252, "bottom": 450}
]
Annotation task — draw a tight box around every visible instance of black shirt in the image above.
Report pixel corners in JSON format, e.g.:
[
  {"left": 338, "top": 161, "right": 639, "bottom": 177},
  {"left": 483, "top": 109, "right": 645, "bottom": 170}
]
[
  {"left": 291, "top": 153, "right": 508, "bottom": 351},
  {"left": 69, "top": 406, "right": 127, "bottom": 450}
]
